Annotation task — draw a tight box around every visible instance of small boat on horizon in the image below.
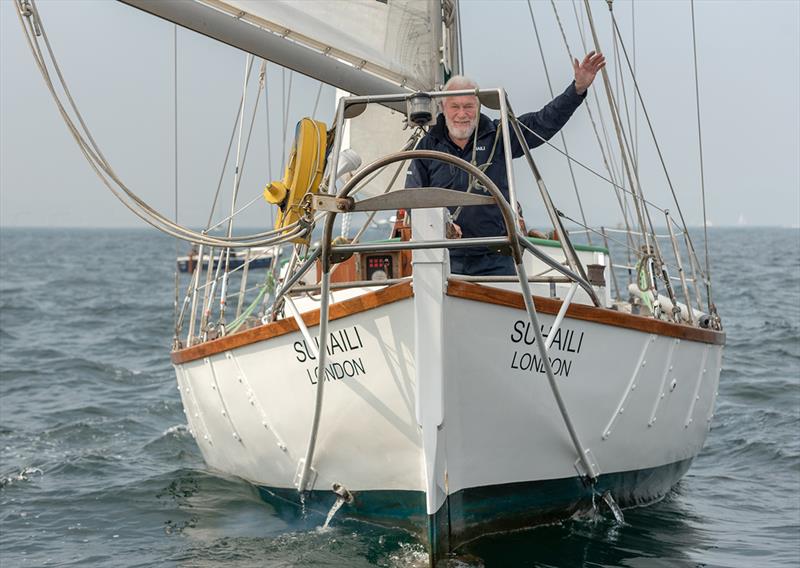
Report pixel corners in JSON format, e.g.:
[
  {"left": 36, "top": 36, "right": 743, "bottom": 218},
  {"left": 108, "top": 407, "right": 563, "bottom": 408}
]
[{"left": 176, "top": 245, "right": 275, "bottom": 274}]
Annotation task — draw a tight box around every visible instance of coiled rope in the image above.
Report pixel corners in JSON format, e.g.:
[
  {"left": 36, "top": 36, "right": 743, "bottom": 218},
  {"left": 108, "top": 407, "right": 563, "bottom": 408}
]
[{"left": 15, "top": 0, "right": 308, "bottom": 249}]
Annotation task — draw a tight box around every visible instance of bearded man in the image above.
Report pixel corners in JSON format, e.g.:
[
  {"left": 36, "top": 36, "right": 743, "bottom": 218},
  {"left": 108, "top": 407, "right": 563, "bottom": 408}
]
[{"left": 405, "top": 52, "right": 605, "bottom": 276}]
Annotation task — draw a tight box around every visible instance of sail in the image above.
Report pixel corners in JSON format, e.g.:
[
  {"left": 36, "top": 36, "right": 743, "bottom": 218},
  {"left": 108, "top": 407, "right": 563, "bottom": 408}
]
[{"left": 121, "top": 0, "right": 457, "bottom": 102}]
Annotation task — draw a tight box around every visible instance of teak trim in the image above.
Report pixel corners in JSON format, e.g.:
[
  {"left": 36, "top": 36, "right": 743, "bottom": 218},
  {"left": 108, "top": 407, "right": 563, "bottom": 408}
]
[
  {"left": 172, "top": 277, "right": 724, "bottom": 365},
  {"left": 446, "top": 279, "right": 725, "bottom": 346},
  {"left": 171, "top": 281, "right": 414, "bottom": 364}
]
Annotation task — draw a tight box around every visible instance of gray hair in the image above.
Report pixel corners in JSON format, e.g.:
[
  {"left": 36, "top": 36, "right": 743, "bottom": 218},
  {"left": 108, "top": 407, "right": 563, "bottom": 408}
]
[
  {"left": 442, "top": 75, "right": 479, "bottom": 91},
  {"left": 440, "top": 75, "right": 480, "bottom": 110}
]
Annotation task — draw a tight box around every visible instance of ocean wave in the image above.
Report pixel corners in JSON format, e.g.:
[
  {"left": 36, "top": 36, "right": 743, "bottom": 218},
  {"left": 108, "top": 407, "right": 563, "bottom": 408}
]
[
  {"left": 162, "top": 424, "right": 190, "bottom": 437},
  {"left": 142, "top": 424, "right": 195, "bottom": 455},
  {"left": 718, "top": 435, "right": 799, "bottom": 463}
]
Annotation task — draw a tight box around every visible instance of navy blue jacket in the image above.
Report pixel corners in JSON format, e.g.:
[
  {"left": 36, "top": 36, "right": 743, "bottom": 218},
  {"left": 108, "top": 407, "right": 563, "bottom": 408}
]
[{"left": 405, "top": 81, "right": 585, "bottom": 256}]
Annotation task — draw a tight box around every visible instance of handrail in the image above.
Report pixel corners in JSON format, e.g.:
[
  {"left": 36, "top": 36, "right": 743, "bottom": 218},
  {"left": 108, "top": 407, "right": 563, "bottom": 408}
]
[
  {"left": 269, "top": 248, "right": 322, "bottom": 320},
  {"left": 517, "top": 237, "right": 600, "bottom": 306},
  {"left": 545, "top": 282, "right": 579, "bottom": 351}
]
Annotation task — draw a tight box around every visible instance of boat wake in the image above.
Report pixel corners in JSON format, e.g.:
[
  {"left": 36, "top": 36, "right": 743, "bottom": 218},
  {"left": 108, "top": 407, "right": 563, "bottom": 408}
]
[{"left": 0, "top": 466, "right": 43, "bottom": 489}]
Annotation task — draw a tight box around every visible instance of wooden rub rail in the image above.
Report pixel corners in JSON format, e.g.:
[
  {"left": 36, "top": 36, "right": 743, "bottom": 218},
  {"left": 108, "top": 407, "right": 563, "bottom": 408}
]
[
  {"left": 171, "top": 281, "right": 414, "bottom": 364},
  {"left": 172, "top": 277, "right": 724, "bottom": 365},
  {"left": 446, "top": 280, "right": 725, "bottom": 346}
]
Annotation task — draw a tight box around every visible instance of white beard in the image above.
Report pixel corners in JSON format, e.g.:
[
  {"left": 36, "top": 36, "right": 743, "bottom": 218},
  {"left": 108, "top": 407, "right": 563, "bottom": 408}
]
[{"left": 445, "top": 116, "right": 477, "bottom": 142}]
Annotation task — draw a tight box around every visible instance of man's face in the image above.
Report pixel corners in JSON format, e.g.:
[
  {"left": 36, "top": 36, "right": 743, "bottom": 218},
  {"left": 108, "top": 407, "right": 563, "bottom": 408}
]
[{"left": 442, "top": 94, "right": 479, "bottom": 143}]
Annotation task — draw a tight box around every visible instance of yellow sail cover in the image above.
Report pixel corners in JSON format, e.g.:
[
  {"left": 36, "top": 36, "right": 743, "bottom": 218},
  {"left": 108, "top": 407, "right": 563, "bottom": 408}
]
[{"left": 264, "top": 118, "right": 327, "bottom": 244}]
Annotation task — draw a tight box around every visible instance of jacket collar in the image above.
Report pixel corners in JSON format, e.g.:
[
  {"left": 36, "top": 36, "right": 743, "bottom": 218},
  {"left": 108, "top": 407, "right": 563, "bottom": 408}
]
[{"left": 428, "top": 113, "right": 496, "bottom": 148}]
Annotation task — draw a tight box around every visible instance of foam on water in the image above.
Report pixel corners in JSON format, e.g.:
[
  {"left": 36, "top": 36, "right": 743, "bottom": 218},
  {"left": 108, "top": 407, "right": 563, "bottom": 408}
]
[{"left": 0, "top": 467, "right": 43, "bottom": 488}]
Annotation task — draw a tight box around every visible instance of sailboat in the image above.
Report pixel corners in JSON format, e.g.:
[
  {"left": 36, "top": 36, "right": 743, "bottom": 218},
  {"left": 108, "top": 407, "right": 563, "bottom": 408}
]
[{"left": 18, "top": 0, "right": 724, "bottom": 564}]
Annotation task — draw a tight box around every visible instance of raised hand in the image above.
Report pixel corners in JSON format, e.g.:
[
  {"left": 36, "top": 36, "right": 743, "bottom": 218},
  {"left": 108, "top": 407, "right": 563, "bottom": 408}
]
[{"left": 573, "top": 51, "right": 606, "bottom": 95}]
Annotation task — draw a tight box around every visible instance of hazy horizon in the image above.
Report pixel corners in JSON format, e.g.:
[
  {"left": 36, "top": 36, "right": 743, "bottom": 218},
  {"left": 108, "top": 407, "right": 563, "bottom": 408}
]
[{"left": 2, "top": 0, "right": 798, "bottom": 230}]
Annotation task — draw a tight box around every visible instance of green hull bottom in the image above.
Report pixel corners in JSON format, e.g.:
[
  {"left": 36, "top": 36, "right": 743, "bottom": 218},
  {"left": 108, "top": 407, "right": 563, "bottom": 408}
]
[{"left": 257, "top": 457, "right": 693, "bottom": 564}]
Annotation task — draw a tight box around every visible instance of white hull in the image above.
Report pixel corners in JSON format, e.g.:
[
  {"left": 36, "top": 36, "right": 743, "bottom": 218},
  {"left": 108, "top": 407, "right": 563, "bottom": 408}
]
[
  {"left": 443, "top": 294, "right": 721, "bottom": 491},
  {"left": 176, "top": 296, "right": 421, "bottom": 493},
  {"left": 174, "top": 280, "right": 722, "bottom": 549}
]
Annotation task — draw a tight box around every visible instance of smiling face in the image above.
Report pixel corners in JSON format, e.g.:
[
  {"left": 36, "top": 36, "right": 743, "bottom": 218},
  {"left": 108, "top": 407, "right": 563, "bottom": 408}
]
[{"left": 442, "top": 94, "right": 479, "bottom": 147}]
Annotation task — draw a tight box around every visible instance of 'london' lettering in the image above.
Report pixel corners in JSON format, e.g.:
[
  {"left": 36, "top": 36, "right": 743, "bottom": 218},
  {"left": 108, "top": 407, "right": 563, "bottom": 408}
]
[
  {"left": 510, "top": 350, "right": 572, "bottom": 377},
  {"left": 306, "top": 357, "right": 366, "bottom": 384}
]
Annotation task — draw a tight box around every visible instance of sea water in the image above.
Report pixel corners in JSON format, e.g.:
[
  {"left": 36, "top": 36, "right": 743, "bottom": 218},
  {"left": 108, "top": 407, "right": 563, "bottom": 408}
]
[{"left": 1, "top": 227, "right": 798, "bottom": 567}]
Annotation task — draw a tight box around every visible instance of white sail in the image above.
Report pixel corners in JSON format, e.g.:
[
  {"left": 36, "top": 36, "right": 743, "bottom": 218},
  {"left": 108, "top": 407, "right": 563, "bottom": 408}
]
[{"left": 121, "top": 0, "right": 457, "bottom": 101}]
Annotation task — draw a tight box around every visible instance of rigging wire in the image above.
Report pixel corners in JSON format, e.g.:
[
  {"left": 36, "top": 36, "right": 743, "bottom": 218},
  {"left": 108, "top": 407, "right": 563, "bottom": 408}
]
[
  {"left": 611, "top": 16, "right": 636, "bottom": 172},
  {"left": 568, "top": 0, "right": 626, "bottom": 196},
  {"left": 558, "top": 211, "right": 691, "bottom": 281},
  {"left": 455, "top": 0, "right": 465, "bottom": 74},
  {"left": 581, "top": 0, "right": 655, "bottom": 258},
  {"left": 219, "top": 58, "right": 267, "bottom": 235},
  {"left": 604, "top": 6, "right": 705, "bottom": 270},
  {"left": 632, "top": 0, "right": 638, "bottom": 170},
  {"left": 281, "top": 69, "right": 294, "bottom": 168},
  {"left": 515, "top": 120, "right": 668, "bottom": 215},
  {"left": 690, "top": 0, "right": 713, "bottom": 312},
  {"left": 206, "top": 57, "right": 254, "bottom": 230},
  {"left": 219, "top": 54, "right": 257, "bottom": 324},
  {"left": 206, "top": 192, "right": 267, "bottom": 233},
  {"left": 525, "top": 0, "right": 592, "bottom": 244},
  {"left": 311, "top": 81, "right": 324, "bottom": 120},
  {"left": 264, "top": 62, "right": 276, "bottom": 230},
  {"left": 264, "top": 62, "right": 273, "bottom": 183},
  {"left": 281, "top": 68, "right": 286, "bottom": 169},
  {"left": 552, "top": 0, "right": 636, "bottom": 256},
  {"left": 606, "top": 2, "right": 712, "bottom": 315},
  {"left": 582, "top": 0, "right": 681, "bottom": 312},
  {"left": 610, "top": 3, "right": 636, "bottom": 281},
  {"left": 173, "top": 23, "right": 180, "bottom": 340}
]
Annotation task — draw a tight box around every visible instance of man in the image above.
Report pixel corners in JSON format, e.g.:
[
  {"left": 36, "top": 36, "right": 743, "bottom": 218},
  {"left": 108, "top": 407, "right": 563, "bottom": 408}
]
[{"left": 405, "top": 52, "right": 605, "bottom": 276}]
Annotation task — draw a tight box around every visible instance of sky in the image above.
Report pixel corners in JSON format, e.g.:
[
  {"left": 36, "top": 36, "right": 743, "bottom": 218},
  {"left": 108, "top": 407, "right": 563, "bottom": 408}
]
[{"left": 1, "top": 0, "right": 798, "bottom": 230}]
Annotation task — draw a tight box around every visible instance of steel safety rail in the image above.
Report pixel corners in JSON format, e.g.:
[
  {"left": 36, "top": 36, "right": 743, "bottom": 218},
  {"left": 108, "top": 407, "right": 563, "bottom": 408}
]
[{"left": 297, "top": 141, "right": 608, "bottom": 503}]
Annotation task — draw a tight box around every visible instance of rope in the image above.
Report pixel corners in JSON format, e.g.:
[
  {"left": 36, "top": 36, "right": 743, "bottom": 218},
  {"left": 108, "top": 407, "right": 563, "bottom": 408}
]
[
  {"left": 451, "top": 126, "right": 501, "bottom": 222},
  {"left": 526, "top": 0, "right": 591, "bottom": 244},
  {"left": 17, "top": 1, "right": 308, "bottom": 249}
]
